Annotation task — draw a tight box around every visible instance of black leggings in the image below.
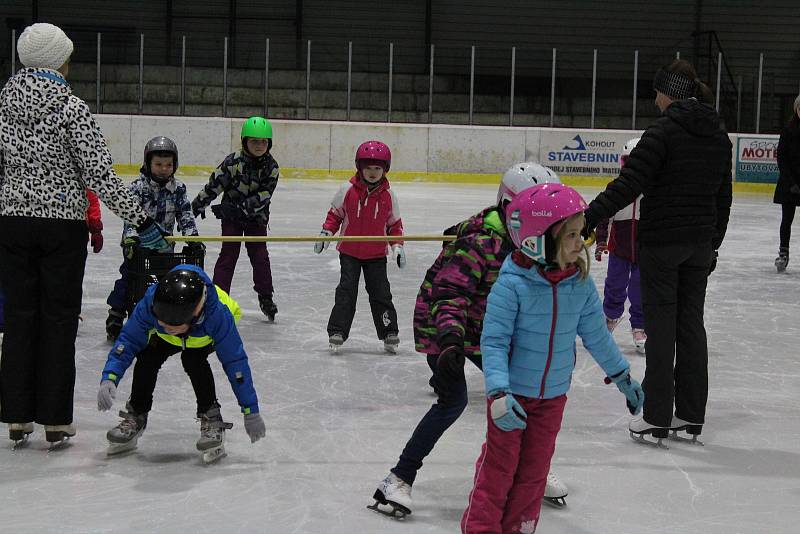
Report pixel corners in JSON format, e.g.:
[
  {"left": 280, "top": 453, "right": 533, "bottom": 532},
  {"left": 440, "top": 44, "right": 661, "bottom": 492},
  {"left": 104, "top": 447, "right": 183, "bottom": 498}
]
[{"left": 780, "top": 204, "right": 796, "bottom": 250}]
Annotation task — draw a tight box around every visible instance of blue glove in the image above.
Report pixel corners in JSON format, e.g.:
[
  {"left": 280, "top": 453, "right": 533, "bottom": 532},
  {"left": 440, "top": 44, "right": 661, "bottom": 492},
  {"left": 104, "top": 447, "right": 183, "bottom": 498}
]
[
  {"left": 489, "top": 392, "right": 527, "bottom": 432},
  {"left": 243, "top": 412, "right": 266, "bottom": 443},
  {"left": 136, "top": 218, "right": 171, "bottom": 253},
  {"left": 608, "top": 370, "right": 644, "bottom": 415}
]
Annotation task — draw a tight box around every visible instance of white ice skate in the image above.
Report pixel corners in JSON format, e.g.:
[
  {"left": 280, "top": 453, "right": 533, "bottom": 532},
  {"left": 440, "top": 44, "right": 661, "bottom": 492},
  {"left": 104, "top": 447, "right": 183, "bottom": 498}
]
[
  {"left": 106, "top": 407, "right": 148, "bottom": 456},
  {"left": 606, "top": 316, "right": 622, "bottom": 333},
  {"left": 775, "top": 248, "right": 789, "bottom": 273},
  {"left": 45, "top": 424, "right": 76, "bottom": 451},
  {"left": 328, "top": 333, "right": 344, "bottom": 354},
  {"left": 197, "top": 407, "right": 233, "bottom": 464},
  {"left": 543, "top": 470, "right": 568, "bottom": 507},
  {"left": 383, "top": 333, "right": 399, "bottom": 354},
  {"left": 668, "top": 416, "right": 704, "bottom": 446},
  {"left": 9, "top": 422, "right": 34, "bottom": 450},
  {"left": 368, "top": 472, "right": 412, "bottom": 520},
  {"left": 632, "top": 329, "right": 646, "bottom": 355},
  {"left": 628, "top": 417, "right": 670, "bottom": 449}
]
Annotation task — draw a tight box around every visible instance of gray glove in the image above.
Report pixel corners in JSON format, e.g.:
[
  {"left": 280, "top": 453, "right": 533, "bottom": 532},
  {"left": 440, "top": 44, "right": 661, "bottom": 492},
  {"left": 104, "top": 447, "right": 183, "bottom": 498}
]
[
  {"left": 314, "top": 230, "right": 332, "bottom": 254},
  {"left": 97, "top": 380, "right": 117, "bottom": 411},
  {"left": 244, "top": 412, "right": 266, "bottom": 443}
]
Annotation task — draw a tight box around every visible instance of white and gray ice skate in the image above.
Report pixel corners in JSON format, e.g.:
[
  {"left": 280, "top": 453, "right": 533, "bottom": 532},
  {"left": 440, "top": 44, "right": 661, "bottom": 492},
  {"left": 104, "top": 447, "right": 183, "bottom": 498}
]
[
  {"left": 543, "top": 470, "right": 568, "bottom": 507},
  {"left": 197, "top": 406, "right": 233, "bottom": 464},
  {"left": 106, "top": 407, "right": 148, "bottom": 456},
  {"left": 629, "top": 417, "right": 670, "bottom": 449},
  {"left": 775, "top": 248, "right": 789, "bottom": 273},
  {"left": 668, "top": 416, "right": 704, "bottom": 446},
  {"left": 9, "top": 423, "right": 34, "bottom": 450},
  {"left": 328, "top": 333, "right": 344, "bottom": 354},
  {"left": 45, "top": 424, "right": 76, "bottom": 451},
  {"left": 368, "top": 472, "right": 412, "bottom": 520},
  {"left": 632, "top": 329, "right": 646, "bottom": 355},
  {"left": 383, "top": 333, "right": 399, "bottom": 354}
]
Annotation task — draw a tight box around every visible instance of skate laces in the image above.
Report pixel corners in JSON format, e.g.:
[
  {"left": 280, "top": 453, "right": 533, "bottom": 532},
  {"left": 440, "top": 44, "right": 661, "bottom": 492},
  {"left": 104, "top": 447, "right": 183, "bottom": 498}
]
[
  {"left": 547, "top": 472, "right": 560, "bottom": 485},
  {"left": 387, "top": 474, "right": 412, "bottom": 497},
  {"left": 117, "top": 411, "right": 141, "bottom": 433}
]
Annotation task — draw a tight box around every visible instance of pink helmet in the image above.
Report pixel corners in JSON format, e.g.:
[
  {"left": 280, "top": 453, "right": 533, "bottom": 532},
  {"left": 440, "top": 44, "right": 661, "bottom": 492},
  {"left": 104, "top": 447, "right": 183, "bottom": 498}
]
[
  {"left": 355, "top": 140, "right": 391, "bottom": 172},
  {"left": 506, "top": 183, "right": 588, "bottom": 264}
]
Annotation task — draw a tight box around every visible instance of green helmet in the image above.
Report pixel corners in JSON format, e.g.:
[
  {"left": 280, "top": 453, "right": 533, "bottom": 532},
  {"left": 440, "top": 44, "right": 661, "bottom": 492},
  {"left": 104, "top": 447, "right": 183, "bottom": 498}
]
[{"left": 241, "top": 116, "right": 272, "bottom": 139}]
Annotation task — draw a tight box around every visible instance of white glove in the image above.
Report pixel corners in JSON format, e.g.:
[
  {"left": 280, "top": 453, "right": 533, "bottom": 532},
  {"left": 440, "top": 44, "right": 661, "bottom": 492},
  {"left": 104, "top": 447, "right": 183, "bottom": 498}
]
[
  {"left": 314, "top": 230, "right": 332, "bottom": 254},
  {"left": 97, "top": 380, "right": 117, "bottom": 411},
  {"left": 392, "top": 244, "right": 407, "bottom": 269}
]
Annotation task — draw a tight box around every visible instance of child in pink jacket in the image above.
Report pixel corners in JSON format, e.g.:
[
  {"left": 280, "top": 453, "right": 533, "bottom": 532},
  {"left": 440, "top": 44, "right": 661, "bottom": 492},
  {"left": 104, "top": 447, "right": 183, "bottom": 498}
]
[{"left": 313, "top": 141, "right": 405, "bottom": 354}]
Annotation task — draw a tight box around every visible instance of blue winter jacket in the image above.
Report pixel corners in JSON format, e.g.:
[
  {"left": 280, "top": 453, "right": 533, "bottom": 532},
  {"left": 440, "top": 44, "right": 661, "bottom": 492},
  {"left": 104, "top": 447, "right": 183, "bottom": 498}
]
[
  {"left": 101, "top": 264, "right": 260, "bottom": 414},
  {"left": 482, "top": 256, "right": 630, "bottom": 400}
]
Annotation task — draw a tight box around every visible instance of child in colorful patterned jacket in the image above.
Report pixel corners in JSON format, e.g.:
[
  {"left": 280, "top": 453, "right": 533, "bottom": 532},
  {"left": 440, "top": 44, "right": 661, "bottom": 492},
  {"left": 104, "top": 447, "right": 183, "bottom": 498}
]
[
  {"left": 191, "top": 116, "right": 280, "bottom": 321},
  {"left": 461, "top": 183, "right": 644, "bottom": 534},
  {"left": 104, "top": 136, "right": 201, "bottom": 340}
]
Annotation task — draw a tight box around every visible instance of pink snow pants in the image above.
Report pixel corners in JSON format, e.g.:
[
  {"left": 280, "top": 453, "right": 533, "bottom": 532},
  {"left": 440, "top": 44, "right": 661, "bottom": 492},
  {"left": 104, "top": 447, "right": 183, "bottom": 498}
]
[{"left": 461, "top": 394, "right": 567, "bottom": 534}]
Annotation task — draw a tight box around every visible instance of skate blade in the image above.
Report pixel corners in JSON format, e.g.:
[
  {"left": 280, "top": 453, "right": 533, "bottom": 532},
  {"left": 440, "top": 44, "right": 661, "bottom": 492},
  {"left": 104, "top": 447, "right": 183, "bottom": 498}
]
[
  {"left": 629, "top": 431, "right": 668, "bottom": 449},
  {"left": 543, "top": 496, "right": 567, "bottom": 508},
  {"left": 47, "top": 437, "right": 72, "bottom": 452},
  {"left": 107, "top": 440, "right": 138, "bottom": 456},
  {"left": 367, "top": 501, "right": 410, "bottom": 520},
  {"left": 202, "top": 446, "right": 227, "bottom": 464},
  {"left": 668, "top": 431, "right": 704, "bottom": 446},
  {"left": 383, "top": 345, "right": 398, "bottom": 354},
  {"left": 634, "top": 345, "right": 646, "bottom": 355},
  {"left": 11, "top": 436, "right": 31, "bottom": 451}
]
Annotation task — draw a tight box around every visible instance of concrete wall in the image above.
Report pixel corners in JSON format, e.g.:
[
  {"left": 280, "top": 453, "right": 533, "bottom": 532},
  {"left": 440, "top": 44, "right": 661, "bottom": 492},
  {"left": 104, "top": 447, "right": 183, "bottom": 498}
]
[{"left": 97, "top": 115, "right": 778, "bottom": 182}]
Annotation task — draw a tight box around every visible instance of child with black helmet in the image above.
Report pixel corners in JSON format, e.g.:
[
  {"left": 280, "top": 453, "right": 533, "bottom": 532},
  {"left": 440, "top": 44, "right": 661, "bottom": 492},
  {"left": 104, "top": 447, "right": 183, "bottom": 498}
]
[
  {"left": 191, "top": 117, "right": 280, "bottom": 321},
  {"left": 104, "top": 136, "right": 202, "bottom": 339},
  {"left": 97, "top": 264, "right": 266, "bottom": 462}
]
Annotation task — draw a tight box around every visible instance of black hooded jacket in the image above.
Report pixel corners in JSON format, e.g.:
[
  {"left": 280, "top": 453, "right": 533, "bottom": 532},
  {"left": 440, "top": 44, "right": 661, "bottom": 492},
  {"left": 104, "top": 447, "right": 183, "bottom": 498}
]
[{"left": 586, "top": 98, "right": 733, "bottom": 250}]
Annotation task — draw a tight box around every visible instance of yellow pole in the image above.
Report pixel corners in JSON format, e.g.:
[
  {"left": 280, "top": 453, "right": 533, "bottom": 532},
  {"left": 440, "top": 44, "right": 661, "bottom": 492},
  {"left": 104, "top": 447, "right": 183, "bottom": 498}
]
[{"left": 165, "top": 235, "right": 457, "bottom": 243}]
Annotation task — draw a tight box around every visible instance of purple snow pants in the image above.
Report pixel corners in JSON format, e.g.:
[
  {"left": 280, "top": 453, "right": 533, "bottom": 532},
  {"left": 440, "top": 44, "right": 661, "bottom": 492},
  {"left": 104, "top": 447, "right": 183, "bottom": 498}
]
[
  {"left": 603, "top": 252, "right": 644, "bottom": 329},
  {"left": 212, "top": 219, "right": 274, "bottom": 297}
]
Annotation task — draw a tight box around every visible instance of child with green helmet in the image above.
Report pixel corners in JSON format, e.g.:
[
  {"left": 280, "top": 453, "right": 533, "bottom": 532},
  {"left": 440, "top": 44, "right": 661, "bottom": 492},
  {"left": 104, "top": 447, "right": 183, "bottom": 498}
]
[{"left": 191, "top": 116, "right": 280, "bottom": 321}]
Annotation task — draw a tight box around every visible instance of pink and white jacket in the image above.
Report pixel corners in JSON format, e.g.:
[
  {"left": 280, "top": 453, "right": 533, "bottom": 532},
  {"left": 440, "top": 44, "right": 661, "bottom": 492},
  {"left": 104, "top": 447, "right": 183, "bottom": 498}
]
[{"left": 322, "top": 175, "right": 404, "bottom": 260}]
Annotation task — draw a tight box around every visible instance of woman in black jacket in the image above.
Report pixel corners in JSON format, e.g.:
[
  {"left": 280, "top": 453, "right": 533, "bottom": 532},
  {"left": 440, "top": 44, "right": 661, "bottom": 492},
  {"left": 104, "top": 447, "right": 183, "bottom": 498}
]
[
  {"left": 583, "top": 59, "right": 733, "bottom": 446},
  {"left": 773, "top": 95, "right": 800, "bottom": 272}
]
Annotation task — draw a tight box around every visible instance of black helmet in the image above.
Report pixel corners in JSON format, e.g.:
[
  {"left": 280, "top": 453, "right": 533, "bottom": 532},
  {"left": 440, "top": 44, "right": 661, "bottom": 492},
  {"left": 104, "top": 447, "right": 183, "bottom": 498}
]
[
  {"left": 152, "top": 269, "right": 206, "bottom": 326},
  {"left": 143, "top": 136, "right": 178, "bottom": 182}
]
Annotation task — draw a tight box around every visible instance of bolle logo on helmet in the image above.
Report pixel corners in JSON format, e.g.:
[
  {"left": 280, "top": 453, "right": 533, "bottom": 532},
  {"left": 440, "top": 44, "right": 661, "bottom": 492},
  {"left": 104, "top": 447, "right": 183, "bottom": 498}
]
[{"left": 530, "top": 210, "right": 552, "bottom": 217}]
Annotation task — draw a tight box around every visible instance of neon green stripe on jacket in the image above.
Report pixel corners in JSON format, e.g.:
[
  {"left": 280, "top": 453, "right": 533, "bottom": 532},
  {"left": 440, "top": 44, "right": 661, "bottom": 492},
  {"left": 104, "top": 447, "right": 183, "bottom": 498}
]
[{"left": 155, "top": 286, "right": 241, "bottom": 348}]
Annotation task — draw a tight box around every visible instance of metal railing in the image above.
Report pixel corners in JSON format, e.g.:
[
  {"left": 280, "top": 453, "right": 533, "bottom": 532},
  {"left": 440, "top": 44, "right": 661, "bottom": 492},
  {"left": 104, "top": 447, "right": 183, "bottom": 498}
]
[{"left": 4, "top": 33, "right": 791, "bottom": 133}]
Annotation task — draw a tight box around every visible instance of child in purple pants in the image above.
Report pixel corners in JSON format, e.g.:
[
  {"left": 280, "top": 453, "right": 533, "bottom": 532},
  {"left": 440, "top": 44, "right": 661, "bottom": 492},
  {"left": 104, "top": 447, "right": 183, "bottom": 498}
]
[{"left": 595, "top": 137, "right": 646, "bottom": 353}]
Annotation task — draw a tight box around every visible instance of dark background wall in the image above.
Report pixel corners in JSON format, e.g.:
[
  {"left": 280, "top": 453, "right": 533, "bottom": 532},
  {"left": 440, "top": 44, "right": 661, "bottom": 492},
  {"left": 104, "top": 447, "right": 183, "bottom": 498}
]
[{"left": 2, "top": 1, "right": 798, "bottom": 130}]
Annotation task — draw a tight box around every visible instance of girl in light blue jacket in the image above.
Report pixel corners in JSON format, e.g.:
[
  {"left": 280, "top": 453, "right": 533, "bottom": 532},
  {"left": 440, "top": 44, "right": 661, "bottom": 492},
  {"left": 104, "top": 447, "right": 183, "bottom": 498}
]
[{"left": 462, "top": 184, "right": 644, "bottom": 534}]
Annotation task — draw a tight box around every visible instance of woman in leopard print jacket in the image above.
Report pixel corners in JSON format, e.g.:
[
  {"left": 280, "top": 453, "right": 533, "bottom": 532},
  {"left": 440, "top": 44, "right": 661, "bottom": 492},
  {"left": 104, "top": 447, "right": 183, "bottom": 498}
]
[{"left": 0, "top": 23, "right": 170, "bottom": 446}]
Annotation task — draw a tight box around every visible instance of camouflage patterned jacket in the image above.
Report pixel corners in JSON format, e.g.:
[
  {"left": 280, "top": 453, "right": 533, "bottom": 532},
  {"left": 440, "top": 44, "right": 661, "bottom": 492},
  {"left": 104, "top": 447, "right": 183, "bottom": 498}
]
[
  {"left": 122, "top": 173, "right": 198, "bottom": 241},
  {"left": 191, "top": 150, "right": 280, "bottom": 225},
  {"left": 413, "top": 206, "right": 515, "bottom": 356}
]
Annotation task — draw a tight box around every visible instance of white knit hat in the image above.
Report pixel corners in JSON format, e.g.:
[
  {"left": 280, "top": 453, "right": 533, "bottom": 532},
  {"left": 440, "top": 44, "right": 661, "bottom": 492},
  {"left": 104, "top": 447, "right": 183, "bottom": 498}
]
[{"left": 17, "top": 23, "right": 74, "bottom": 70}]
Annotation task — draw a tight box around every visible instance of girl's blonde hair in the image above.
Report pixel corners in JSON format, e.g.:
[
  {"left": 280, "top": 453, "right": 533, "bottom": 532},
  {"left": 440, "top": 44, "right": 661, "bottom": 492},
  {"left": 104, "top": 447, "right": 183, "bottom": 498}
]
[{"left": 552, "top": 212, "right": 590, "bottom": 279}]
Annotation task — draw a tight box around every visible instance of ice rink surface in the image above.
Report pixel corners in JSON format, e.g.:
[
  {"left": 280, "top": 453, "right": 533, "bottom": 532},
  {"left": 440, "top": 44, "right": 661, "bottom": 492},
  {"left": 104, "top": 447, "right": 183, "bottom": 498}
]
[{"left": 1, "top": 179, "right": 799, "bottom": 533}]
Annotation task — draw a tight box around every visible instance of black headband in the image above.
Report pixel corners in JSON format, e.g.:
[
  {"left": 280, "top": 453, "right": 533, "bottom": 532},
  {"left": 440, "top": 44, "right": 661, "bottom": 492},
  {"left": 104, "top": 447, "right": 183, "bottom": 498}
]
[{"left": 653, "top": 69, "right": 697, "bottom": 100}]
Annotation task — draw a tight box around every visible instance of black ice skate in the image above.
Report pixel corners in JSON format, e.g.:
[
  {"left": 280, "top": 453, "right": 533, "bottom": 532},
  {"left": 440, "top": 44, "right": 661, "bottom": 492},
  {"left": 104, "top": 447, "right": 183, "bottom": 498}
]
[
  {"left": 197, "top": 406, "right": 233, "bottom": 464},
  {"left": 45, "top": 424, "right": 76, "bottom": 451},
  {"left": 668, "top": 416, "right": 704, "bottom": 446},
  {"left": 258, "top": 294, "right": 278, "bottom": 322},
  {"left": 383, "top": 333, "right": 399, "bottom": 354},
  {"left": 368, "top": 473, "right": 412, "bottom": 520},
  {"left": 775, "top": 248, "right": 789, "bottom": 273},
  {"left": 106, "top": 405, "right": 148, "bottom": 456},
  {"left": 106, "top": 308, "right": 126, "bottom": 340},
  {"left": 628, "top": 417, "right": 670, "bottom": 449},
  {"left": 8, "top": 422, "right": 34, "bottom": 450},
  {"left": 543, "top": 470, "right": 568, "bottom": 507},
  {"left": 328, "top": 332, "right": 344, "bottom": 354}
]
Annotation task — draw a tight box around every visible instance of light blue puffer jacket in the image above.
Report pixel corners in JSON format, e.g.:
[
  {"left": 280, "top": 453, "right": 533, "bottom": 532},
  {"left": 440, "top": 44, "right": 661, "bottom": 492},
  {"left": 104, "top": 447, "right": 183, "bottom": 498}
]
[{"left": 482, "top": 255, "right": 630, "bottom": 400}]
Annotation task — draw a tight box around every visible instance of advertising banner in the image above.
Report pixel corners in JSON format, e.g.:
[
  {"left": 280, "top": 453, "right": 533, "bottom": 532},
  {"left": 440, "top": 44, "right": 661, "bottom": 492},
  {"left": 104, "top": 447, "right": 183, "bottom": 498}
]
[
  {"left": 541, "top": 131, "right": 636, "bottom": 177},
  {"left": 736, "top": 136, "right": 779, "bottom": 183}
]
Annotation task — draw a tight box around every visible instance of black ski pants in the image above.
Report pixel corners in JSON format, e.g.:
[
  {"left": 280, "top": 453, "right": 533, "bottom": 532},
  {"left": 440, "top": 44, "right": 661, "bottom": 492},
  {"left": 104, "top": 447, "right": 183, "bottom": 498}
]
[
  {"left": 327, "top": 253, "right": 397, "bottom": 340},
  {"left": 128, "top": 335, "right": 218, "bottom": 417},
  {"left": 0, "top": 216, "right": 87, "bottom": 425},
  {"left": 639, "top": 241, "right": 713, "bottom": 429}
]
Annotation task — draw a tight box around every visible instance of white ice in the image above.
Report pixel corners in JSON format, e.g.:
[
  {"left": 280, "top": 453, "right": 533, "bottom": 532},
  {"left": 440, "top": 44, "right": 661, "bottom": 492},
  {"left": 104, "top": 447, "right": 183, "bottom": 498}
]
[{"left": 1, "top": 180, "right": 799, "bottom": 534}]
